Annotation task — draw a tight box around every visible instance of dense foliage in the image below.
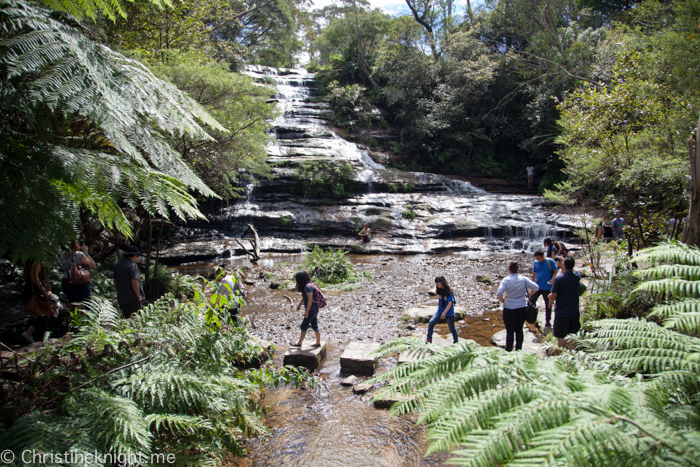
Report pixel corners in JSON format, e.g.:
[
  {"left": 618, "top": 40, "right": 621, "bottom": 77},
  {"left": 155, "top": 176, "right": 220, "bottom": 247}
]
[
  {"left": 302, "top": 245, "right": 357, "bottom": 284},
  {"left": 0, "top": 297, "right": 309, "bottom": 463}
]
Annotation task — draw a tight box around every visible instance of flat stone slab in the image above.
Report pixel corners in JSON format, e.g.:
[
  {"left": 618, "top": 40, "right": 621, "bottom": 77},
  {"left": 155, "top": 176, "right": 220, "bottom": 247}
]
[
  {"left": 340, "top": 375, "right": 358, "bottom": 387},
  {"left": 490, "top": 329, "right": 545, "bottom": 357},
  {"left": 340, "top": 342, "right": 381, "bottom": 375},
  {"left": 401, "top": 305, "right": 467, "bottom": 323},
  {"left": 373, "top": 392, "right": 410, "bottom": 409},
  {"left": 283, "top": 342, "right": 327, "bottom": 371}
]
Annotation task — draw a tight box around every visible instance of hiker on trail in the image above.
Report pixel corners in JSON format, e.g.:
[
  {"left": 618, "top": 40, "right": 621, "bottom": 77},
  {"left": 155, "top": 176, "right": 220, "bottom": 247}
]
[
  {"left": 359, "top": 223, "right": 371, "bottom": 243},
  {"left": 496, "top": 262, "right": 539, "bottom": 352},
  {"left": 60, "top": 239, "right": 95, "bottom": 303},
  {"left": 21, "top": 258, "right": 61, "bottom": 344},
  {"left": 218, "top": 265, "right": 245, "bottom": 324},
  {"left": 113, "top": 245, "right": 145, "bottom": 319},
  {"left": 526, "top": 165, "right": 535, "bottom": 189},
  {"left": 290, "top": 270, "right": 322, "bottom": 348},
  {"left": 611, "top": 212, "right": 625, "bottom": 241},
  {"left": 530, "top": 251, "right": 558, "bottom": 328},
  {"left": 426, "top": 276, "right": 458, "bottom": 344},
  {"left": 550, "top": 257, "right": 582, "bottom": 349}
]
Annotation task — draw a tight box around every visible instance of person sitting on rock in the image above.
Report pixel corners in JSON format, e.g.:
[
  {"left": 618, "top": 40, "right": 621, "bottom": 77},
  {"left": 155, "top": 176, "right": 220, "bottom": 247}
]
[
  {"left": 426, "top": 276, "right": 458, "bottom": 344},
  {"left": 358, "top": 223, "right": 371, "bottom": 243},
  {"left": 290, "top": 270, "right": 322, "bottom": 348}
]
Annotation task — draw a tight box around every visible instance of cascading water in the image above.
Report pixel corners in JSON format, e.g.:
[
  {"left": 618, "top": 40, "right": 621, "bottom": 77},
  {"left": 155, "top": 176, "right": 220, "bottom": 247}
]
[{"left": 208, "top": 66, "right": 574, "bottom": 255}]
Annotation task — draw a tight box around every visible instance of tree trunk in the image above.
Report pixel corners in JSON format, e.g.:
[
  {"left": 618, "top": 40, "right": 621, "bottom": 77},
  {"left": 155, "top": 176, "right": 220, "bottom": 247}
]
[
  {"left": 352, "top": 0, "right": 378, "bottom": 88},
  {"left": 683, "top": 114, "right": 700, "bottom": 246},
  {"left": 466, "top": 0, "right": 473, "bottom": 22}
]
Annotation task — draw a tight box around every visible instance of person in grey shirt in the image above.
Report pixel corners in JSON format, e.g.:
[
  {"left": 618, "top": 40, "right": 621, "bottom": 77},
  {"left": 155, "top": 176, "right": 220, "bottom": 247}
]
[
  {"left": 113, "top": 245, "right": 145, "bottom": 318},
  {"left": 496, "top": 261, "right": 539, "bottom": 351}
]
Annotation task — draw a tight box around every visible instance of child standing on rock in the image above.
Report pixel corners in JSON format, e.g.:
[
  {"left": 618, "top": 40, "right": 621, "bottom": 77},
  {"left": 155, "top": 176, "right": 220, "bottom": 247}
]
[
  {"left": 290, "top": 270, "right": 322, "bottom": 348},
  {"left": 426, "top": 276, "right": 458, "bottom": 344}
]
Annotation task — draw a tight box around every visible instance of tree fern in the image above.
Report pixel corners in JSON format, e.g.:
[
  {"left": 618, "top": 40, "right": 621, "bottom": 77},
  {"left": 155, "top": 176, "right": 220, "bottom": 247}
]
[
  {"left": 0, "top": 0, "right": 223, "bottom": 261},
  {"left": 369, "top": 333, "right": 700, "bottom": 466},
  {"left": 0, "top": 296, "right": 309, "bottom": 463},
  {"left": 634, "top": 242, "right": 700, "bottom": 334}
]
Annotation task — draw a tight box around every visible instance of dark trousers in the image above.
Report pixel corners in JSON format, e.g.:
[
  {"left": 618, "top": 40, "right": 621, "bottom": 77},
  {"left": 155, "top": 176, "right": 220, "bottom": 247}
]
[
  {"left": 503, "top": 307, "right": 527, "bottom": 351},
  {"left": 530, "top": 290, "right": 552, "bottom": 325},
  {"left": 120, "top": 300, "right": 142, "bottom": 319},
  {"left": 62, "top": 278, "right": 92, "bottom": 303},
  {"left": 427, "top": 310, "right": 458, "bottom": 343}
]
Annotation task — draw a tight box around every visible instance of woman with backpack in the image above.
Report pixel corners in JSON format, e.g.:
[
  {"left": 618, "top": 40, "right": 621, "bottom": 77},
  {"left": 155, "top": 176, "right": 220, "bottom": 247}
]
[
  {"left": 60, "top": 239, "right": 95, "bottom": 303},
  {"left": 426, "top": 276, "right": 459, "bottom": 344},
  {"left": 290, "top": 270, "right": 322, "bottom": 348}
]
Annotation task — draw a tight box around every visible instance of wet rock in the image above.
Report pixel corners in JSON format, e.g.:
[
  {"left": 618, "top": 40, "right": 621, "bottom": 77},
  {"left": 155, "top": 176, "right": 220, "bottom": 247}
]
[
  {"left": 373, "top": 392, "right": 409, "bottom": 409},
  {"left": 269, "top": 282, "right": 281, "bottom": 290},
  {"left": 245, "top": 280, "right": 255, "bottom": 285},
  {"left": 404, "top": 324, "right": 416, "bottom": 330},
  {"left": 353, "top": 382, "right": 373, "bottom": 394},
  {"left": 401, "top": 305, "right": 466, "bottom": 323},
  {"left": 340, "top": 342, "right": 381, "bottom": 376},
  {"left": 283, "top": 342, "right": 327, "bottom": 371},
  {"left": 340, "top": 375, "right": 358, "bottom": 386}
]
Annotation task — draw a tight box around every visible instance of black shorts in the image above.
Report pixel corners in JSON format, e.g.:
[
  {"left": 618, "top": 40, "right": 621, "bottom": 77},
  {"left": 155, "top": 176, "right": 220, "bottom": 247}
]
[{"left": 553, "top": 314, "right": 581, "bottom": 339}]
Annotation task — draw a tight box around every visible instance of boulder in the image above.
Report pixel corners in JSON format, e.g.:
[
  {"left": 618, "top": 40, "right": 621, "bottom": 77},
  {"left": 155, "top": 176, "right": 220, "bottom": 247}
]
[
  {"left": 236, "top": 338, "right": 273, "bottom": 369},
  {"left": 373, "top": 392, "right": 409, "bottom": 409},
  {"left": 340, "top": 342, "right": 381, "bottom": 376},
  {"left": 283, "top": 342, "right": 327, "bottom": 371},
  {"left": 401, "top": 305, "right": 466, "bottom": 323}
]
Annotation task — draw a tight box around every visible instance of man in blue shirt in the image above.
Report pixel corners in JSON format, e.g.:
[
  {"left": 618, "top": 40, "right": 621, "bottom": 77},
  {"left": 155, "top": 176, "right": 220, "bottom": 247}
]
[
  {"left": 530, "top": 251, "right": 558, "bottom": 328},
  {"left": 550, "top": 257, "right": 581, "bottom": 349},
  {"left": 611, "top": 211, "right": 625, "bottom": 241}
]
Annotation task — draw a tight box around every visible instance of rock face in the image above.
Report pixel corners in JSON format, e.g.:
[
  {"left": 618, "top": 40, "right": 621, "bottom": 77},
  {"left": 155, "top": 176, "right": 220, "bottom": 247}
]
[
  {"left": 401, "top": 305, "right": 467, "bottom": 323},
  {"left": 283, "top": 342, "right": 327, "bottom": 371},
  {"left": 340, "top": 341, "right": 381, "bottom": 376}
]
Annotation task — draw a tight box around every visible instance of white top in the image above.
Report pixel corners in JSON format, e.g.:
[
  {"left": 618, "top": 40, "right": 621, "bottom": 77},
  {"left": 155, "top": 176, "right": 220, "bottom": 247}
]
[
  {"left": 218, "top": 276, "right": 235, "bottom": 297},
  {"left": 526, "top": 166, "right": 535, "bottom": 176},
  {"left": 497, "top": 274, "right": 539, "bottom": 309}
]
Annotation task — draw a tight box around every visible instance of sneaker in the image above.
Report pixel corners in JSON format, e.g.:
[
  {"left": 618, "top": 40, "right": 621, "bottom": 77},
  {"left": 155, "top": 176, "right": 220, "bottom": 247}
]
[{"left": 425, "top": 339, "right": 431, "bottom": 344}]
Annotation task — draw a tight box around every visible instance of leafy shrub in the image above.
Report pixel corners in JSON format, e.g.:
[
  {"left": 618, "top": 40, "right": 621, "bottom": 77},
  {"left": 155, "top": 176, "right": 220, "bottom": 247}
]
[
  {"left": 402, "top": 206, "right": 418, "bottom": 220},
  {"left": 583, "top": 269, "right": 655, "bottom": 322},
  {"left": 0, "top": 297, "right": 310, "bottom": 463},
  {"left": 387, "top": 183, "right": 398, "bottom": 193},
  {"left": 295, "top": 161, "right": 355, "bottom": 199},
  {"left": 328, "top": 81, "right": 371, "bottom": 129},
  {"left": 302, "top": 245, "right": 356, "bottom": 284}
]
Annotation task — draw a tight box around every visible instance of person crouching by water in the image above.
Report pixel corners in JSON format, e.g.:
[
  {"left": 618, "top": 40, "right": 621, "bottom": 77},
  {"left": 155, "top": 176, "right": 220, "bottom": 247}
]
[
  {"left": 217, "top": 265, "right": 245, "bottom": 324},
  {"left": 426, "top": 276, "right": 458, "bottom": 344},
  {"left": 496, "top": 261, "right": 539, "bottom": 351},
  {"left": 358, "top": 223, "right": 371, "bottom": 243},
  {"left": 290, "top": 271, "right": 322, "bottom": 348}
]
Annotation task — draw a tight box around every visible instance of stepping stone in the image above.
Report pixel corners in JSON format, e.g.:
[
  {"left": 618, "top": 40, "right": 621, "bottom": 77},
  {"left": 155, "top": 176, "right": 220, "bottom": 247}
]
[
  {"left": 236, "top": 338, "right": 274, "bottom": 369},
  {"left": 340, "top": 375, "right": 358, "bottom": 387},
  {"left": 373, "top": 392, "right": 409, "bottom": 409},
  {"left": 353, "top": 382, "right": 373, "bottom": 394},
  {"left": 283, "top": 342, "right": 327, "bottom": 371},
  {"left": 340, "top": 342, "right": 381, "bottom": 376},
  {"left": 490, "top": 329, "right": 545, "bottom": 357},
  {"left": 401, "top": 305, "right": 467, "bottom": 323}
]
